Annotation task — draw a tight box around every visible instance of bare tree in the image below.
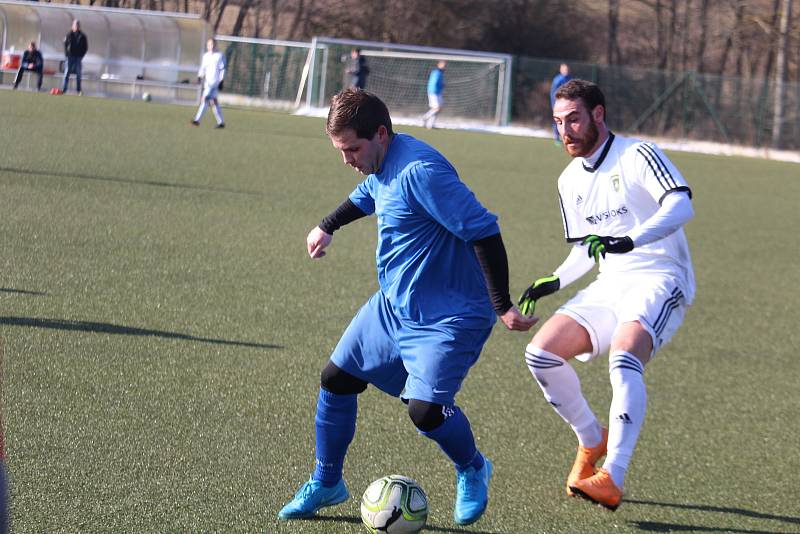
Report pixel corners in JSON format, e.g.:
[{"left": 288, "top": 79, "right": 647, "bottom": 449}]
[
  {"left": 695, "top": 0, "right": 710, "bottom": 73},
  {"left": 607, "top": 0, "right": 621, "bottom": 64},
  {"left": 772, "top": 0, "right": 793, "bottom": 147},
  {"left": 212, "top": 0, "right": 229, "bottom": 32},
  {"left": 717, "top": 0, "right": 746, "bottom": 76}
]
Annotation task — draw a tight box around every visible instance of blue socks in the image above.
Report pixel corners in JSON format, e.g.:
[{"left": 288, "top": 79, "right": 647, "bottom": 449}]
[
  {"left": 312, "top": 389, "right": 484, "bottom": 486},
  {"left": 420, "top": 406, "right": 485, "bottom": 472},
  {"left": 312, "top": 388, "right": 357, "bottom": 487}
]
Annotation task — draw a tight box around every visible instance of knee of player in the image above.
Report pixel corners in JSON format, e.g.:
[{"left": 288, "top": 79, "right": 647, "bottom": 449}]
[
  {"left": 524, "top": 343, "right": 568, "bottom": 379},
  {"left": 320, "top": 360, "right": 368, "bottom": 395},
  {"left": 407, "top": 399, "right": 448, "bottom": 432}
]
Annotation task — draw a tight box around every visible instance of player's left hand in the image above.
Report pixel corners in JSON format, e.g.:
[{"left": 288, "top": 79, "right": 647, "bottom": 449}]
[
  {"left": 218, "top": 80, "right": 224, "bottom": 91},
  {"left": 581, "top": 235, "right": 633, "bottom": 262},
  {"left": 499, "top": 306, "right": 539, "bottom": 331}
]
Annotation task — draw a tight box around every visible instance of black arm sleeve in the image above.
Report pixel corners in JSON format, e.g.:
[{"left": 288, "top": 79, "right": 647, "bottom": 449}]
[
  {"left": 319, "top": 198, "right": 368, "bottom": 234},
  {"left": 472, "top": 232, "right": 513, "bottom": 315}
]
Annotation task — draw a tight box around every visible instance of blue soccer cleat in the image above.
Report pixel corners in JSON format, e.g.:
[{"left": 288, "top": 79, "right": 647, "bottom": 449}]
[
  {"left": 454, "top": 457, "right": 493, "bottom": 525},
  {"left": 277, "top": 477, "right": 349, "bottom": 520}
]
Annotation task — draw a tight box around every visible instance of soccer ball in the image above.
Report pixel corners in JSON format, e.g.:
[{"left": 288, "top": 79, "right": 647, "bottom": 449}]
[
  {"left": 360, "top": 475, "right": 428, "bottom": 533},
  {"left": 142, "top": 92, "right": 151, "bottom": 102}
]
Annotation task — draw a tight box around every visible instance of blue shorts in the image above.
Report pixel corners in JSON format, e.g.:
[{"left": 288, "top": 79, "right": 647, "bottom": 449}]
[{"left": 330, "top": 291, "right": 492, "bottom": 405}]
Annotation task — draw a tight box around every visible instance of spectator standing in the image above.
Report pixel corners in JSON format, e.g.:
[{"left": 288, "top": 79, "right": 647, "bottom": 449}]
[
  {"left": 13, "top": 42, "right": 43, "bottom": 91},
  {"left": 549, "top": 63, "right": 572, "bottom": 142},
  {"left": 63, "top": 20, "right": 88, "bottom": 95},
  {"left": 346, "top": 48, "right": 369, "bottom": 90},
  {"left": 422, "top": 60, "right": 446, "bottom": 129}
]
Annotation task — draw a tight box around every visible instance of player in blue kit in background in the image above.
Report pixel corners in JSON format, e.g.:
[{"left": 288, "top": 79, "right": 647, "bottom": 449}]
[
  {"left": 550, "top": 63, "right": 572, "bottom": 143},
  {"left": 423, "top": 60, "right": 446, "bottom": 129},
  {"left": 278, "top": 89, "right": 537, "bottom": 526}
]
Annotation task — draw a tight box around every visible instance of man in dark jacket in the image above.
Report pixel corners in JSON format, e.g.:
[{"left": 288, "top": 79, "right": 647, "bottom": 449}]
[
  {"left": 346, "top": 48, "right": 369, "bottom": 90},
  {"left": 13, "top": 42, "right": 43, "bottom": 91},
  {"left": 62, "top": 20, "right": 88, "bottom": 94}
]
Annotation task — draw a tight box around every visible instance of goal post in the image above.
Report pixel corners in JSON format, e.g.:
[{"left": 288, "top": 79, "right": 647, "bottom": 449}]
[
  {"left": 215, "top": 35, "right": 314, "bottom": 110},
  {"left": 304, "top": 37, "right": 513, "bottom": 126}
]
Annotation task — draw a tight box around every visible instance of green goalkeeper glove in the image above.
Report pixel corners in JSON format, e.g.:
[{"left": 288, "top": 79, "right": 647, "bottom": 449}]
[
  {"left": 518, "top": 274, "right": 560, "bottom": 316},
  {"left": 581, "top": 235, "right": 634, "bottom": 262}
]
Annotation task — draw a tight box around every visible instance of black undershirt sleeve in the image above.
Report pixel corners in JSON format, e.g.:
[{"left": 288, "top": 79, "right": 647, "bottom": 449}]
[
  {"left": 319, "top": 198, "right": 368, "bottom": 234},
  {"left": 472, "top": 232, "right": 513, "bottom": 315}
]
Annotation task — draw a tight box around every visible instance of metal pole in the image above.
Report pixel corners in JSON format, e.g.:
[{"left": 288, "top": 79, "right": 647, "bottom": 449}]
[
  {"left": 628, "top": 72, "right": 688, "bottom": 132},
  {"left": 304, "top": 37, "right": 317, "bottom": 109},
  {"left": 318, "top": 46, "right": 328, "bottom": 108}
]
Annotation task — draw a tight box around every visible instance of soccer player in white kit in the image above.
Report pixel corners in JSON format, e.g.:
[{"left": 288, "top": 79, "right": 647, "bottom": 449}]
[
  {"left": 517, "top": 79, "right": 695, "bottom": 511},
  {"left": 192, "top": 39, "right": 226, "bottom": 128}
]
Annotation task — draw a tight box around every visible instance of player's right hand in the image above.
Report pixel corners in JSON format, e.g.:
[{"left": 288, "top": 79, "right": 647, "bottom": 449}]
[
  {"left": 500, "top": 306, "right": 539, "bottom": 331},
  {"left": 518, "top": 274, "right": 560, "bottom": 316},
  {"left": 306, "top": 226, "right": 333, "bottom": 259}
]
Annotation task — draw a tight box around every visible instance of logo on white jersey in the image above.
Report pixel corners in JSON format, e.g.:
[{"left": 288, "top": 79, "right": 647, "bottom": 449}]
[
  {"left": 610, "top": 175, "right": 620, "bottom": 192},
  {"left": 576, "top": 195, "right": 583, "bottom": 205},
  {"left": 585, "top": 206, "right": 628, "bottom": 225}
]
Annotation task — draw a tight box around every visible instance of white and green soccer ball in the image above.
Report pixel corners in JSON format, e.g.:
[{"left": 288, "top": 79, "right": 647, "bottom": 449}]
[
  {"left": 360, "top": 475, "right": 428, "bottom": 533},
  {"left": 142, "top": 92, "right": 151, "bottom": 102}
]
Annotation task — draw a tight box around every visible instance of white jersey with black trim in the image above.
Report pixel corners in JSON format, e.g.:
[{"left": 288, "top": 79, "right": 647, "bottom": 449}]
[
  {"left": 557, "top": 133, "right": 695, "bottom": 304},
  {"left": 199, "top": 50, "right": 226, "bottom": 87}
]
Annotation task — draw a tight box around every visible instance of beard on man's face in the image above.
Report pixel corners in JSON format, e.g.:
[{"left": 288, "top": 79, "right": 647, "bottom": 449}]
[{"left": 563, "top": 120, "right": 599, "bottom": 158}]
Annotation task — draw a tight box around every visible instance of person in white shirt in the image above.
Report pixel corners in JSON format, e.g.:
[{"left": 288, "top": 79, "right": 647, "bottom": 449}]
[
  {"left": 192, "top": 39, "right": 226, "bottom": 128},
  {"left": 518, "top": 79, "right": 695, "bottom": 511}
]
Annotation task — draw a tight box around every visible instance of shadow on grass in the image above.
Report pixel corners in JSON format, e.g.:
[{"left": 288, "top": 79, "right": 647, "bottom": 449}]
[
  {"left": 310, "top": 513, "right": 498, "bottom": 533},
  {"left": 0, "top": 315, "right": 282, "bottom": 349},
  {"left": 631, "top": 521, "right": 789, "bottom": 533},
  {"left": 0, "top": 165, "right": 263, "bottom": 196},
  {"left": 0, "top": 287, "right": 47, "bottom": 296},
  {"left": 627, "top": 499, "right": 799, "bottom": 533}
]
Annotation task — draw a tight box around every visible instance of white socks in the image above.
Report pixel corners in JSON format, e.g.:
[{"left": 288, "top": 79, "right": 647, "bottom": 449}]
[
  {"left": 526, "top": 345, "right": 648, "bottom": 491},
  {"left": 212, "top": 103, "right": 224, "bottom": 125},
  {"left": 194, "top": 102, "right": 224, "bottom": 125},
  {"left": 605, "top": 351, "right": 647, "bottom": 489},
  {"left": 525, "top": 345, "right": 603, "bottom": 447},
  {"left": 194, "top": 101, "right": 207, "bottom": 122}
]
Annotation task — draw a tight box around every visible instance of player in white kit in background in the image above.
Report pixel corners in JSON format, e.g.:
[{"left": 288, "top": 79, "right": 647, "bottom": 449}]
[
  {"left": 517, "top": 79, "right": 695, "bottom": 511},
  {"left": 192, "top": 38, "right": 226, "bottom": 129}
]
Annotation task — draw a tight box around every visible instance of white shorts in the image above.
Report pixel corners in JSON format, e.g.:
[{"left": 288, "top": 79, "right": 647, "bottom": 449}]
[
  {"left": 557, "top": 273, "right": 688, "bottom": 362},
  {"left": 428, "top": 93, "right": 442, "bottom": 109},
  {"left": 202, "top": 84, "right": 219, "bottom": 101}
]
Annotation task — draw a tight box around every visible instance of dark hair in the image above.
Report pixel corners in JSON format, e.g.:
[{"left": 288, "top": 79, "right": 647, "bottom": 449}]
[
  {"left": 555, "top": 79, "right": 606, "bottom": 119},
  {"left": 326, "top": 89, "right": 394, "bottom": 139}
]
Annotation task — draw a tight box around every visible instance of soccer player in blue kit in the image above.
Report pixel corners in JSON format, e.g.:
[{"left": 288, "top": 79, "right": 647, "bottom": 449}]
[{"left": 278, "top": 89, "right": 537, "bottom": 526}]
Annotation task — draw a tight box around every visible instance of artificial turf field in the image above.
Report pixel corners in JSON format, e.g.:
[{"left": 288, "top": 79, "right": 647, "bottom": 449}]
[{"left": 1, "top": 89, "right": 799, "bottom": 534}]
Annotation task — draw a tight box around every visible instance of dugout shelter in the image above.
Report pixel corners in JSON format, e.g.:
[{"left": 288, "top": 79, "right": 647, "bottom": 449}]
[{"left": 0, "top": 0, "right": 208, "bottom": 101}]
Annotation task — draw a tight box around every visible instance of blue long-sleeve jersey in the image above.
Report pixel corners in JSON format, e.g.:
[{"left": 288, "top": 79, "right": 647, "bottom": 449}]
[{"left": 349, "top": 134, "right": 499, "bottom": 328}]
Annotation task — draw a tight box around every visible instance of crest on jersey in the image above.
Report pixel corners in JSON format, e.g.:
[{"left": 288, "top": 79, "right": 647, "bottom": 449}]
[{"left": 611, "top": 175, "right": 620, "bottom": 192}]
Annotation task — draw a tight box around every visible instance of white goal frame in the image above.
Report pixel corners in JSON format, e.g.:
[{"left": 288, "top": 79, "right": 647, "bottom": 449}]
[{"left": 301, "top": 37, "right": 513, "bottom": 126}]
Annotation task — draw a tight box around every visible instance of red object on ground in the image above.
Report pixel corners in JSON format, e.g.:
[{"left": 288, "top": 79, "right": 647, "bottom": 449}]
[{"left": 1, "top": 53, "right": 20, "bottom": 70}]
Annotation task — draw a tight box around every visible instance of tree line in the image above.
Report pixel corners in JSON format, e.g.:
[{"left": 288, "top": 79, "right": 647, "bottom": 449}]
[
  {"left": 57, "top": 0, "right": 797, "bottom": 85},
  {"left": 51, "top": 0, "right": 797, "bottom": 147}
]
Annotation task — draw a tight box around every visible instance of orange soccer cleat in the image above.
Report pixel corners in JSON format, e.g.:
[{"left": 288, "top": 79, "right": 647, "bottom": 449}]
[
  {"left": 569, "top": 468, "right": 622, "bottom": 511},
  {"left": 566, "top": 427, "right": 608, "bottom": 497}
]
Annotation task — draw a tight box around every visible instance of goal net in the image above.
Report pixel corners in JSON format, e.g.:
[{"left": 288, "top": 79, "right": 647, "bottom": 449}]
[
  {"left": 303, "top": 37, "right": 512, "bottom": 126},
  {"left": 216, "top": 36, "right": 313, "bottom": 110}
]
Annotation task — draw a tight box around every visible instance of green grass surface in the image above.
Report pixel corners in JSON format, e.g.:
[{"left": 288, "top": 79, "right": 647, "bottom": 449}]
[{"left": 1, "top": 90, "right": 799, "bottom": 533}]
